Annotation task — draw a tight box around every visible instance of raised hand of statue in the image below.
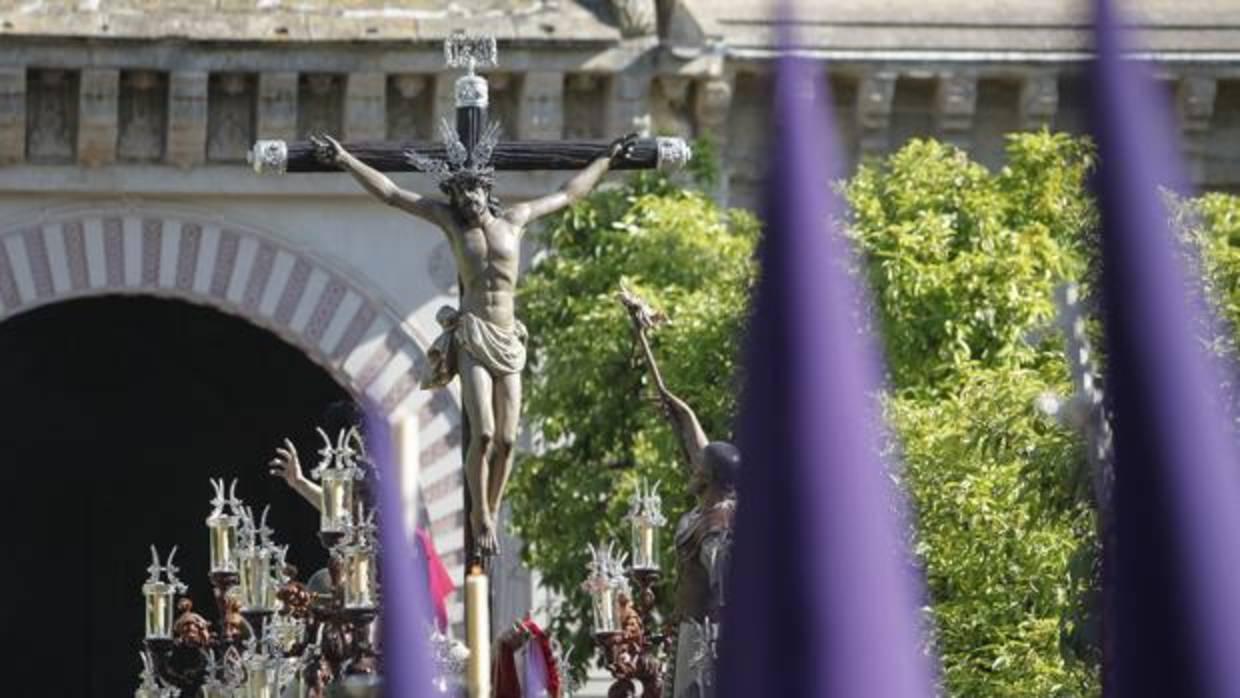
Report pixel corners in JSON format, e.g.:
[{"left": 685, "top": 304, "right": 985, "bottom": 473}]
[
  {"left": 609, "top": 132, "right": 640, "bottom": 165},
  {"left": 267, "top": 437, "right": 324, "bottom": 509},
  {"left": 309, "top": 132, "right": 343, "bottom": 166},
  {"left": 268, "top": 438, "right": 305, "bottom": 487}
]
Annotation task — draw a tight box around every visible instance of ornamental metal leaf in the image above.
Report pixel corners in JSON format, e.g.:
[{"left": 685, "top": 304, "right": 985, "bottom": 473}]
[
  {"left": 439, "top": 118, "right": 468, "bottom": 168},
  {"left": 405, "top": 147, "right": 453, "bottom": 184},
  {"left": 209, "top": 478, "right": 226, "bottom": 515},
  {"left": 146, "top": 545, "right": 162, "bottom": 584},
  {"left": 257, "top": 505, "right": 274, "bottom": 548},
  {"left": 471, "top": 119, "right": 502, "bottom": 170}
]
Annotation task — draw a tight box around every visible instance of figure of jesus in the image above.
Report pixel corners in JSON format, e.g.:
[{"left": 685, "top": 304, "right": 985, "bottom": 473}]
[{"left": 310, "top": 130, "right": 636, "bottom": 557}]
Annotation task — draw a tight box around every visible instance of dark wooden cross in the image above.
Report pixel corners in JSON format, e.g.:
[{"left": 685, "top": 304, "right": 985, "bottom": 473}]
[
  {"left": 249, "top": 37, "right": 691, "bottom": 178},
  {"left": 248, "top": 34, "right": 690, "bottom": 574}
]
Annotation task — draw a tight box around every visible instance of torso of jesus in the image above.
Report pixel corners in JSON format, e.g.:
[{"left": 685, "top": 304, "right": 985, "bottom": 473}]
[{"left": 448, "top": 207, "right": 521, "bottom": 328}]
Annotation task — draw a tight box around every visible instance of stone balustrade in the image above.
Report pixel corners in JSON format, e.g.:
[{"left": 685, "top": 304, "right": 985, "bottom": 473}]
[{"left": 0, "top": 49, "right": 1234, "bottom": 205}]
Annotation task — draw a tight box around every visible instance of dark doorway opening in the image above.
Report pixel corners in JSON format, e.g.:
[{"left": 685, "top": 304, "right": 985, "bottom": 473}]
[{"left": 0, "top": 296, "right": 352, "bottom": 696}]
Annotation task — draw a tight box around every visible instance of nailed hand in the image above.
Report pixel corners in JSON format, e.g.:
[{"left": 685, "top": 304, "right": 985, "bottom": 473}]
[
  {"left": 309, "top": 133, "right": 343, "bottom": 166},
  {"left": 609, "top": 132, "right": 640, "bottom": 164}
]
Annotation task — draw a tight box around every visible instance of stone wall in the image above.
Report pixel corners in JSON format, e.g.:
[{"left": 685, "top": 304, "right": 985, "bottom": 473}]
[{"left": 1, "top": 40, "right": 1237, "bottom": 212}]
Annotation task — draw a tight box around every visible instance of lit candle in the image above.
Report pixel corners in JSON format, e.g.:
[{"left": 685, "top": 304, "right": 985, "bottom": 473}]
[
  {"left": 630, "top": 519, "right": 658, "bottom": 571},
  {"left": 582, "top": 542, "right": 627, "bottom": 636},
  {"left": 142, "top": 580, "right": 175, "bottom": 640},
  {"left": 626, "top": 480, "right": 666, "bottom": 572},
  {"left": 242, "top": 653, "right": 279, "bottom": 698},
  {"left": 319, "top": 469, "right": 355, "bottom": 533},
  {"left": 465, "top": 567, "right": 491, "bottom": 698},
  {"left": 207, "top": 479, "right": 242, "bottom": 575},
  {"left": 590, "top": 584, "right": 619, "bottom": 635},
  {"left": 239, "top": 548, "right": 275, "bottom": 613},
  {"left": 142, "top": 546, "right": 185, "bottom": 641},
  {"left": 341, "top": 546, "right": 376, "bottom": 611}
]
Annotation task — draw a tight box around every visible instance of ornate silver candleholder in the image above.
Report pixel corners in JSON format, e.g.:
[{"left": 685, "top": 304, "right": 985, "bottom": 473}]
[
  {"left": 583, "top": 542, "right": 630, "bottom": 638},
  {"left": 311, "top": 427, "right": 366, "bottom": 544},
  {"left": 208, "top": 478, "right": 243, "bottom": 580},
  {"left": 627, "top": 480, "right": 666, "bottom": 573},
  {"left": 134, "top": 650, "right": 178, "bottom": 698},
  {"left": 239, "top": 633, "right": 292, "bottom": 698},
  {"left": 334, "top": 507, "right": 379, "bottom": 613},
  {"left": 202, "top": 648, "right": 245, "bottom": 698},
  {"left": 585, "top": 493, "right": 671, "bottom": 698},
  {"left": 237, "top": 506, "right": 286, "bottom": 616},
  {"left": 143, "top": 546, "right": 186, "bottom": 642}
]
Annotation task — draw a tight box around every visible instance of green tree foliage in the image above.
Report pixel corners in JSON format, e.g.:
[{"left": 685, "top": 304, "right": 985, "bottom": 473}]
[
  {"left": 512, "top": 130, "right": 1240, "bottom": 695},
  {"left": 848, "top": 134, "right": 1101, "bottom": 696}
]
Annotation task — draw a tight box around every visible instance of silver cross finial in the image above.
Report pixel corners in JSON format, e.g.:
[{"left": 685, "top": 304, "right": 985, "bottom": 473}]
[{"left": 444, "top": 32, "right": 498, "bottom": 75}]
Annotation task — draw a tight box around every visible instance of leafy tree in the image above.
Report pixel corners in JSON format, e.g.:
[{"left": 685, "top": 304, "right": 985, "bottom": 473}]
[
  {"left": 512, "top": 129, "right": 1240, "bottom": 695},
  {"left": 847, "top": 133, "right": 1100, "bottom": 696}
]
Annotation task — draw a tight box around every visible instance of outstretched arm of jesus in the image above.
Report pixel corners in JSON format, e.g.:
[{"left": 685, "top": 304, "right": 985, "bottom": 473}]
[
  {"left": 310, "top": 134, "right": 450, "bottom": 227},
  {"left": 507, "top": 133, "right": 639, "bottom": 227}
]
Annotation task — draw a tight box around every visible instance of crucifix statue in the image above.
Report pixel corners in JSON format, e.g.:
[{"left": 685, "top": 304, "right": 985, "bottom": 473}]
[{"left": 250, "top": 34, "right": 691, "bottom": 564}]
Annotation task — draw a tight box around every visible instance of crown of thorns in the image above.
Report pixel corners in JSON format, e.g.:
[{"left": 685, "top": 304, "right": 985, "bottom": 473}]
[{"left": 405, "top": 118, "right": 502, "bottom": 192}]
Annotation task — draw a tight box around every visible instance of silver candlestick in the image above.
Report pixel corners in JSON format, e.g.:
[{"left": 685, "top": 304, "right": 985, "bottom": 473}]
[
  {"left": 134, "top": 651, "right": 178, "bottom": 698},
  {"left": 207, "top": 478, "right": 243, "bottom": 576},
  {"left": 582, "top": 542, "right": 629, "bottom": 637},
  {"left": 626, "top": 479, "right": 667, "bottom": 572},
  {"left": 335, "top": 506, "right": 379, "bottom": 612},
  {"left": 142, "top": 546, "right": 186, "bottom": 641},
  {"left": 311, "top": 427, "right": 365, "bottom": 537}
]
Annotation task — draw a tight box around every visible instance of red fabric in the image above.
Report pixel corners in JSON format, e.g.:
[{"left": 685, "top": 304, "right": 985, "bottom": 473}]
[
  {"left": 494, "top": 627, "right": 522, "bottom": 698},
  {"left": 416, "top": 527, "right": 456, "bottom": 632}
]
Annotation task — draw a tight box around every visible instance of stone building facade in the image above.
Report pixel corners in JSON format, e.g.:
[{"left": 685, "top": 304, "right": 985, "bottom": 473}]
[{"left": 0, "top": 0, "right": 1236, "bottom": 645}]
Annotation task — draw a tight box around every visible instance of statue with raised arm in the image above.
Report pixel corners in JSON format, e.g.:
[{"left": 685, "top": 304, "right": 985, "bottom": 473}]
[
  {"left": 307, "top": 128, "right": 636, "bottom": 559},
  {"left": 619, "top": 286, "right": 737, "bottom": 698}
]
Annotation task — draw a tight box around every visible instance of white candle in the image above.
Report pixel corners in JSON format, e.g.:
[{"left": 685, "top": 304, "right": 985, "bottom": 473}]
[
  {"left": 240, "top": 551, "right": 275, "bottom": 613},
  {"left": 319, "top": 473, "right": 354, "bottom": 533},
  {"left": 207, "top": 515, "right": 238, "bottom": 574},
  {"left": 142, "top": 581, "right": 174, "bottom": 639},
  {"left": 465, "top": 567, "right": 491, "bottom": 698},
  {"left": 631, "top": 520, "right": 659, "bottom": 571},
  {"left": 591, "top": 586, "right": 619, "bottom": 635},
  {"left": 342, "top": 548, "right": 376, "bottom": 611}
]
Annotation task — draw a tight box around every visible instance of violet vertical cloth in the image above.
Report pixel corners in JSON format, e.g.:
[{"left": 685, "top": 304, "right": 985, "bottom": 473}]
[
  {"left": 364, "top": 412, "right": 435, "bottom": 698},
  {"left": 522, "top": 639, "right": 551, "bottom": 697},
  {"left": 1088, "top": 1, "right": 1240, "bottom": 695},
  {"left": 714, "top": 37, "right": 935, "bottom": 698}
]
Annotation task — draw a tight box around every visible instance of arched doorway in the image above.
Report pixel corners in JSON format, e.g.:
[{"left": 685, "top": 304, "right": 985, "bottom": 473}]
[{"left": 0, "top": 296, "right": 354, "bottom": 695}]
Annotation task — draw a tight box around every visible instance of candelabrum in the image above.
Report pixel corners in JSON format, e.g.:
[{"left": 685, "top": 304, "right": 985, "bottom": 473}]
[
  {"left": 584, "top": 480, "right": 670, "bottom": 698},
  {"left": 137, "top": 427, "right": 427, "bottom": 698},
  {"left": 137, "top": 426, "right": 469, "bottom": 697}
]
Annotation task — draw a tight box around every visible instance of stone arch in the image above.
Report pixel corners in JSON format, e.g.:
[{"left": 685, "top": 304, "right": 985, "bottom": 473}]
[
  {"left": 0, "top": 203, "right": 469, "bottom": 575},
  {"left": 0, "top": 203, "right": 451, "bottom": 420}
]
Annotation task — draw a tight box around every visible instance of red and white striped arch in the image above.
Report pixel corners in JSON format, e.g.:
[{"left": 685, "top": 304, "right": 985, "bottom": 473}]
[
  {"left": 0, "top": 204, "right": 469, "bottom": 573},
  {"left": 0, "top": 205, "right": 430, "bottom": 412}
]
